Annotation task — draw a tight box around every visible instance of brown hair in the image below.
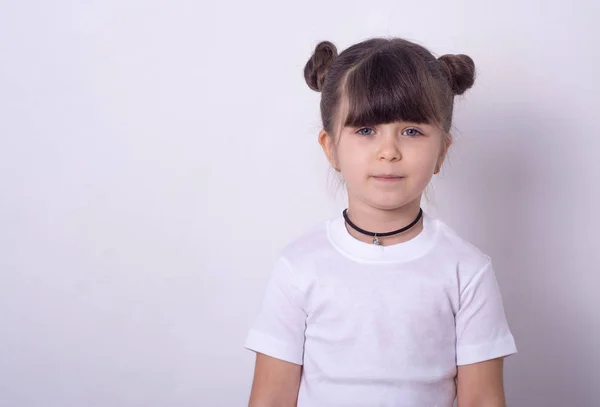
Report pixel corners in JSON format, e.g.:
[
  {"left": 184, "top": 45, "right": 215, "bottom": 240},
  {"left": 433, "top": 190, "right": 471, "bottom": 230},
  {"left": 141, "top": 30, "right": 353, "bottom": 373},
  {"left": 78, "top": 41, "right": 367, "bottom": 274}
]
[{"left": 303, "top": 38, "right": 475, "bottom": 136}]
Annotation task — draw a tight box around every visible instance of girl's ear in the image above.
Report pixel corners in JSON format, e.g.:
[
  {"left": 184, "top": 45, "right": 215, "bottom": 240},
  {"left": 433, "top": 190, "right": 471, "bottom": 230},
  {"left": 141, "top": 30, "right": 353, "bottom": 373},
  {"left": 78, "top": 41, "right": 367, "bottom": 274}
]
[
  {"left": 318, "top": 130, "right": 340, "bottom": 171},
  {"left": 435, "top": 134, "right": 453, "bottom": 174}
]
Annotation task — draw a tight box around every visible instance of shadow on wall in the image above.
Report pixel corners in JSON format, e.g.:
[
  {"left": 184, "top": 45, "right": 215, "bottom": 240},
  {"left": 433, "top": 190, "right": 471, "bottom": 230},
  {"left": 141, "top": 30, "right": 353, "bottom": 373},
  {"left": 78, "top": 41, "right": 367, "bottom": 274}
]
[{"left": 443, "top": 101, "right": 598, "bottom": 407}]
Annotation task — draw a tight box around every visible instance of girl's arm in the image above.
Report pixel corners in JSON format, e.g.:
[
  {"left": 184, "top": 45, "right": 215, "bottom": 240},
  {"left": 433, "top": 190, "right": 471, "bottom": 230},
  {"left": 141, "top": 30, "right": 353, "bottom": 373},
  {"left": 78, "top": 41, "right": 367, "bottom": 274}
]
[
  {"left": 456, "top": 357, "right": 506, "bottom": 407},
  {"left": 248, "top": 353, "right": 302, "bottom": 407}
]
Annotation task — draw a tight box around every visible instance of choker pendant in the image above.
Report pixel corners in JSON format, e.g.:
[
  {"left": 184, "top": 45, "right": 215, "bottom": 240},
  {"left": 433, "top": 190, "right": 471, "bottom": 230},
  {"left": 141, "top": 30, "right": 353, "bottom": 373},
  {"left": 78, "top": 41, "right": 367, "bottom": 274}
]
[{"left": 342, "top": 208, "right": 424, "bottom": 246}]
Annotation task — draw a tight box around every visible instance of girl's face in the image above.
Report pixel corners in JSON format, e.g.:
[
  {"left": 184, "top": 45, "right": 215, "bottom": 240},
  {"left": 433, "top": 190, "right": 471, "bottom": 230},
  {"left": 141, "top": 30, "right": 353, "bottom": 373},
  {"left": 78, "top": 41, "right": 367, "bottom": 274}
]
[{"left": 320, "top": 121, "right": 448, "bottom": 211}]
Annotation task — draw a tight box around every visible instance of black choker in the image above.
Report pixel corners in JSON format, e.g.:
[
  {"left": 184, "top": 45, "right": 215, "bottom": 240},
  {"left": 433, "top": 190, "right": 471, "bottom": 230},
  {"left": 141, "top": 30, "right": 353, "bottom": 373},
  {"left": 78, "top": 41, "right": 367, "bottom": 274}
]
[{"left": 342, "top": 208, "right": 423, "bottom": 245}]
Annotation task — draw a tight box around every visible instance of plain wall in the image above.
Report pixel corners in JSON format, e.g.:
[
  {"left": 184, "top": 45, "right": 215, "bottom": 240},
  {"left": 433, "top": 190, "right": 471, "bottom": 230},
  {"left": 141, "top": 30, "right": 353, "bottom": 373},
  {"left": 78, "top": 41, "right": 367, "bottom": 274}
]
[{"left": 1, "top": 0, "right": 599, "bottom": 406}]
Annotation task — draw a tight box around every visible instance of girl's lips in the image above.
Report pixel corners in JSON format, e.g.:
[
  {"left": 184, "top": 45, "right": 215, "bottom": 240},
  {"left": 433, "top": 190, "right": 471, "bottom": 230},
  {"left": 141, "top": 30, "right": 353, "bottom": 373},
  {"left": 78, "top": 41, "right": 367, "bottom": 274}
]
[{"left": 372, "top": 175, "right": 404, "bottom": 181}]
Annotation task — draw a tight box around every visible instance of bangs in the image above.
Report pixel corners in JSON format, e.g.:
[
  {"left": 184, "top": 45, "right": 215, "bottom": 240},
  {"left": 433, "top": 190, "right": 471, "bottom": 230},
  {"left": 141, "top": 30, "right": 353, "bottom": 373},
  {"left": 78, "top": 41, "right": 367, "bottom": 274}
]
[{"left": 341, "top": 48, "right": 444, "bottom": 128}]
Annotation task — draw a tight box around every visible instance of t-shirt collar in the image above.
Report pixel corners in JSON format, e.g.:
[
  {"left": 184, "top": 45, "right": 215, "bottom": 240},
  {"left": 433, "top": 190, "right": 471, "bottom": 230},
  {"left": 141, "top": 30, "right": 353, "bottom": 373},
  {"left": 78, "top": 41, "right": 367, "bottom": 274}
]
[{"left": 327, "top": 212, "right": 438, "bottom": 263}]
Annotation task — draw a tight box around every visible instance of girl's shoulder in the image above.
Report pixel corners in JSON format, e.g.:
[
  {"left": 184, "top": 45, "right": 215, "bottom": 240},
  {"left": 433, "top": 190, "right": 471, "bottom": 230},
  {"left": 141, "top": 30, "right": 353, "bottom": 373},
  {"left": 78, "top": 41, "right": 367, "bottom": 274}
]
[{"left": 431, "top": 216, "right": 493, "bottom": 274}]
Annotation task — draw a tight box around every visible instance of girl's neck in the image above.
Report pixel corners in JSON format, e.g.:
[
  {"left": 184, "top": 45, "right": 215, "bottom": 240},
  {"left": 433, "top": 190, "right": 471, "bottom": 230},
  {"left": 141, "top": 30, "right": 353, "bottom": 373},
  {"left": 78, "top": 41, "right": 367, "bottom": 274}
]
[{"left": 344, "top": 197, "right": 424, "bottom": 247}]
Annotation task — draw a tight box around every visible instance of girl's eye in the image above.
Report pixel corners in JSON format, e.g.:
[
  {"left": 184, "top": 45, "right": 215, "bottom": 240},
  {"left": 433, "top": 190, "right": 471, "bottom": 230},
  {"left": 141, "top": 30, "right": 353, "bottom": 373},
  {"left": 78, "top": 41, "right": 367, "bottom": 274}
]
[
  {"left": 356, "top": 127, "right": 375, "bottom": 136},
  {"left": 402, "top": 128, "right": 422, "bottom": 137}
]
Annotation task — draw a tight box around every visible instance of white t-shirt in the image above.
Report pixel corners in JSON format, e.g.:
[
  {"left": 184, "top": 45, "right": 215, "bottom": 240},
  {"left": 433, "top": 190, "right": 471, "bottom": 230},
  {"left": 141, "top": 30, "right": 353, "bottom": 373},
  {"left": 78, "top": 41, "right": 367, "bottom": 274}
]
[{"left": 245, "top": 213, "right": 517, "bottom": 407}]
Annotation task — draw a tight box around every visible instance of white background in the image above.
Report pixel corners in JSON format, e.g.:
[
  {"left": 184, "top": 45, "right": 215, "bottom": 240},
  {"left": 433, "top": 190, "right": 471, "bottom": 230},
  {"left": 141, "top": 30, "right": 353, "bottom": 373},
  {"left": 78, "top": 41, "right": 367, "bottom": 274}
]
[{"left": 1, "top": 0, "right": 599, "bottom": 406}]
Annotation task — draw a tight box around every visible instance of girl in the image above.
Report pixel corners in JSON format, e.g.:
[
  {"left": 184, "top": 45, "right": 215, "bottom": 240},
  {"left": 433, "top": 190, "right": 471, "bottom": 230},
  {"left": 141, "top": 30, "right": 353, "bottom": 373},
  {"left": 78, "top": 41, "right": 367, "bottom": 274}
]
[{"left": 245, "top": 37, "right": 517, "bottom": 407}]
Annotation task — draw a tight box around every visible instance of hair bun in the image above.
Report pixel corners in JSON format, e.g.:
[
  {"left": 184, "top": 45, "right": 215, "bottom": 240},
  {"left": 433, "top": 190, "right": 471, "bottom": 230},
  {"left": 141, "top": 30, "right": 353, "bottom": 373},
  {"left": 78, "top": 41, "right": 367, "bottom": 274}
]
[
  {"left": 304, "top": 41, "right": 338, "bottom": 92},
  {"left": 438, "top": 54, "right": 476, "bottom": 95}
]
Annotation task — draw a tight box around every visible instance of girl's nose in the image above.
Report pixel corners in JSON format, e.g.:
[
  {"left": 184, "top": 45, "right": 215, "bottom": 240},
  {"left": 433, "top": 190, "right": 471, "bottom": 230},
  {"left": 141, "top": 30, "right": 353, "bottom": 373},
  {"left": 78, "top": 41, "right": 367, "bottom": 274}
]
[{"left": 377, "top": 137, "right": 401, "bottom": 162}]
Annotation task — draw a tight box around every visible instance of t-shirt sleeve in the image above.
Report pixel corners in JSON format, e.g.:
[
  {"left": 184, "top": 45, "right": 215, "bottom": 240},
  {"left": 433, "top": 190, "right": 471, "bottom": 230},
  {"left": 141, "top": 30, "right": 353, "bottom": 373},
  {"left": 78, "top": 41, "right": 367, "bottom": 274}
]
[
  {"left": 455, "top": 260, "right": 517, "bottom": 366},
  {"left": 244, "top": 256, "right": 307, "bottom": 365}
]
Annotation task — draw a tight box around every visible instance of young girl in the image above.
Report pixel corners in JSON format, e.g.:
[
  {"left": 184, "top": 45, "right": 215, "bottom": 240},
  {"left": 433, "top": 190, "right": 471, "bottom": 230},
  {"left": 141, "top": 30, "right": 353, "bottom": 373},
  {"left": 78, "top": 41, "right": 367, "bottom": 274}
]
[{"left": 245, "top": 37, "right": 517, "bottom": 407}]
